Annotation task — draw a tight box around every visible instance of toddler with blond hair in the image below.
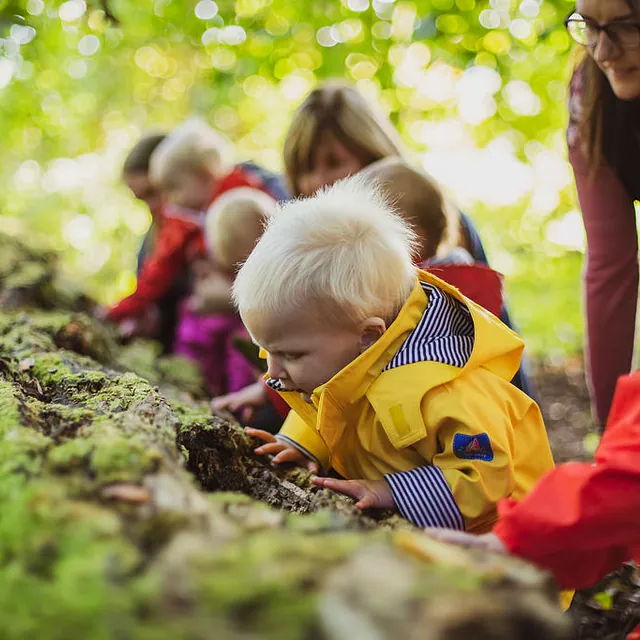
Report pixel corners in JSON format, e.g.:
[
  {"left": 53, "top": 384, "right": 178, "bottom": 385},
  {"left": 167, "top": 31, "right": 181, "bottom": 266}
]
[{"left": 235, "top": 176, "right": 554, "bottom": 534}]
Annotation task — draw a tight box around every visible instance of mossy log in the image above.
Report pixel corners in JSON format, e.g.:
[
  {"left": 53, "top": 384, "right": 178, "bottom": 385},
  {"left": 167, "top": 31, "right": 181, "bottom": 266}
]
[{"left": 0, "top": 233, "right": 571, "bottom": 639}]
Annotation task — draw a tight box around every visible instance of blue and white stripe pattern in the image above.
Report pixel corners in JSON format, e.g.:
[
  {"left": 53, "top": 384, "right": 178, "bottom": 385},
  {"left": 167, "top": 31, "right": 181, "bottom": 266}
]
[
  {"left": 385, "top": 466, "right": 465, "bottom": 530},
  {"left": 266, "top": 378, "right": 284, "bottom": 391},
  {"left": 385, "top": 282, "right": 474, "bottom": 371},
  {"left": 382, "top": 282, "right": 473, "bottom": 530}
]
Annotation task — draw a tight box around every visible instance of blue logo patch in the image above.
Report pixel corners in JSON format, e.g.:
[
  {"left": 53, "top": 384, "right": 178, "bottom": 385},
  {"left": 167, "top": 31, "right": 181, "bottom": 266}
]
[{"left": 453, "top": 433, "right": 494, "bottom": 462}]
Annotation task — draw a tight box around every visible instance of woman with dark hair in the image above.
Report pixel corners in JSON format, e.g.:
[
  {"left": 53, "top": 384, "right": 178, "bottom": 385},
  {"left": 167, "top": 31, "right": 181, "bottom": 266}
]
[{"left": 565, "top": 0, "right": 640, "bottom": 425}]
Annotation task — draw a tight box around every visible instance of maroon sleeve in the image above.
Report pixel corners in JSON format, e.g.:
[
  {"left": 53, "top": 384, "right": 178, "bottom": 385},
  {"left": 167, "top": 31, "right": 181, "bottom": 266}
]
[
  {"left": 568, "top": 72, "right": 638, "bottom": 425},
  {"left": 493, "top": 373, "right": 640, "bottom": 590}
]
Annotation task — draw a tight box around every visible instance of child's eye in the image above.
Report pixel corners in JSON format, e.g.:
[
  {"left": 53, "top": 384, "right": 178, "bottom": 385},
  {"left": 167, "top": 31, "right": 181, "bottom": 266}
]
[{"left": 283, "top": 352, "right": 304, "bottom": 361}]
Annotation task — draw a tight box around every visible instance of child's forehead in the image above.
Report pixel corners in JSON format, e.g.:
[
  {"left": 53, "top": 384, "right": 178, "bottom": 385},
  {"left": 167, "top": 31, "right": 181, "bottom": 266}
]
[{"left": 245, "top": 304, "right": 350, "bottom": 345}]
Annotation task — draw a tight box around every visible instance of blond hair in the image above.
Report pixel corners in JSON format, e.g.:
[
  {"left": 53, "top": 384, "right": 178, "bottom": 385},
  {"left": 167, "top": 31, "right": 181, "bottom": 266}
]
[
  {"left": 149, "top": 117, "right": 233, "bottom": 188},
  {"left": 283, "top": 81, "right": 407, "bottom": 196},
  {"left": 205, "top": 187, "right": 278, "bottom": 270},
  {"left": 233, "top": 175, "right": 418, "bottom": 328},
  {"left": 361, "top": 157, "right": 460, "bottom": 262}
]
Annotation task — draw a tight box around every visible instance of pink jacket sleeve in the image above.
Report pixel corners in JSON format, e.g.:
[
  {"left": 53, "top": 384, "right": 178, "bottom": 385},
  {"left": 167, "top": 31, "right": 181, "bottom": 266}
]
[{"left": 568, "top": 73, "right": 638, "bottom": 425}]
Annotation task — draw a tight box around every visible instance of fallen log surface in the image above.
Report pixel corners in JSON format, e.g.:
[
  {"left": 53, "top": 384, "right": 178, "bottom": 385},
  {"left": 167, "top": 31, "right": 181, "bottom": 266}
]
[{"left": 0, "top": 232, "right": 607, "bottom": 639}]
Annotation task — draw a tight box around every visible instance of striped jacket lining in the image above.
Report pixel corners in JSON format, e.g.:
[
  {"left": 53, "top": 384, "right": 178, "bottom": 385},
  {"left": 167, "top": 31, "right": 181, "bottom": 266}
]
[
  {"left": 384, "top": 281, "right": 474, "bottom": 371},
  {"left": 385, "top": 466, "right": 465, "bottom": 530}
]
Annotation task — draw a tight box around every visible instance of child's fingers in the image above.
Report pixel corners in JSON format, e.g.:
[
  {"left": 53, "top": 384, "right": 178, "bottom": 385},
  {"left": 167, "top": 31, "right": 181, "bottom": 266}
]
[
  {"left": 313, "top": 477, "right": 360, "bottom": 499},
  {"left": 245, "top": 428, "right": 276, "bottom": 443},
  {"left": 211, "top": 397, "right": 230, "bottom": 410},
  {"left": 355, "top": 494, "right": 377, "bottom": 510},
  {"left": 254, "top": 442, "right": 287, "bottom": 456},
  {"left": 241, "top": 406, "right": 255, "bottom": 423},
  {"left": 306, "top": 460, "right": 319, "bottom": 474},
  {"left": 272, "top": 447, "right": 304, "bottom": 464}
]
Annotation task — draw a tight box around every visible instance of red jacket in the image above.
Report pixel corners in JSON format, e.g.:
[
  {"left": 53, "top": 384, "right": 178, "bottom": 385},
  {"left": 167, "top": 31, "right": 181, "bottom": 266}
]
[
  {"left": 494, "top": 372, "right": 640, "bottom": 590},
  {"left": 422, "top": 263, "right": 504, "bottom": 318},
  {"left": 108, "top": 166, "right": 275, "bottom": 323}
]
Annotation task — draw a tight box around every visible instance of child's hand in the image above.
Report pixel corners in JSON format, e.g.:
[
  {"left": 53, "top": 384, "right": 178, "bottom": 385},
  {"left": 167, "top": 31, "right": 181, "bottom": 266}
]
[
  {"left": 211, "top": 382, "right": 267, "bottom": 423},
  {"left": 118, "top": 317, "right": 139, "bottom": 339},
  {"left": 94, "top": 306, "right": 109, "bottom": 321},
  {"left": 245, "top": 428, "right": 318, "bottom": 473},
  {"left": 191, "top": 269, "right": 233, "bottom": 314},
  {"left": 424, "top": 529, "right": 506, "bottom": 554},
  {"left": 311, "top": 477, "right": 395, "bottom": 510}
]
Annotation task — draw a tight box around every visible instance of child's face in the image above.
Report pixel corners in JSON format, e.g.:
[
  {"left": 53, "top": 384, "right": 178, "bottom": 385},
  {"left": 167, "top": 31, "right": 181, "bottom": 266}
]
[
  {"left": 124, "top": 172, "right": 165, "bottom": 220},
  {"left": 164, "top": 169, "right": 216, "bottom": 212},
  {"left": 247, "top": 305, "right": 385, "bottom": 403}
]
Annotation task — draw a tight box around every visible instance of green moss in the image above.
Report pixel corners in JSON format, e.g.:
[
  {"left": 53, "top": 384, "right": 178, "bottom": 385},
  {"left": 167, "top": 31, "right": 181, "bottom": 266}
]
[
  {"left": 156, "top": 355, "right": 205, "bottom": 398},
  {"left": 46, "top": 438, "right": 94, "bottom": 472},
  {"left": 0, "top": 380, "right": 21, "bottom": 433},
  {"left": 3, "top": 261, "right": 48, "bottom": 290},
  {"left": 90, "top": 435, "right": 163, "bottom": 485},
  {"left": 0, "top": 241, "right": 563, "bottom": 639}
]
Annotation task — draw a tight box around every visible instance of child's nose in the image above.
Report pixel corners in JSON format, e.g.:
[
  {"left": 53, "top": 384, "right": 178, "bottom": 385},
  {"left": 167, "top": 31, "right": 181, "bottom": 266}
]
[{"left": 266, "top": 356, "right": 285, "bottom": 381}]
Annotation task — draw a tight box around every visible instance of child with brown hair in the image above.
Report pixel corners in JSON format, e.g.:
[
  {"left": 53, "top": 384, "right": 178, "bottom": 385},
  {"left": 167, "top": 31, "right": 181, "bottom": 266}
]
[{"left": 361, "top": 157, "right": 504, "bottom": 318}]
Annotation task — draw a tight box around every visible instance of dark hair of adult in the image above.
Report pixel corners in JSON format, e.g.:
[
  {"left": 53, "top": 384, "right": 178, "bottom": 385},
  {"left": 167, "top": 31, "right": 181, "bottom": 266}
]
[{"left": 122, "top": 132, "right": 167, "bottom": 175}]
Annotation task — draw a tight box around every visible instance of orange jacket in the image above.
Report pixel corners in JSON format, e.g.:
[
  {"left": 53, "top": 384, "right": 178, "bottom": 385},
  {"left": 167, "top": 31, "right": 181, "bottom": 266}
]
[{"left": 494, "top": 371, "right": 640, "bottom": 589}]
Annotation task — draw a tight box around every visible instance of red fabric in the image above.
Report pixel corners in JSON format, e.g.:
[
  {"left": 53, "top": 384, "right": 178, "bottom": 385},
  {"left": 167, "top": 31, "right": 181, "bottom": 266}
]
[
  {"left": 494, "top": 372, "right": 640, "bottom": 590},
  {"left": 568, "top": 71, "right": 638, "bottom": 426},
  {"left": 265, "top": 384, "right": 290, "bottom": 418},
  {"left": 628, "top": 626, "right": 640, "bottom": 640},
  {"left": 108, "top": 166, "right": 272, "bottom": 323},
  {"left": 421, "top": 263, "right": 504, "bottom": 318},
  {"left": 107, "top": 212, "right": 202, "bottom": 322}
]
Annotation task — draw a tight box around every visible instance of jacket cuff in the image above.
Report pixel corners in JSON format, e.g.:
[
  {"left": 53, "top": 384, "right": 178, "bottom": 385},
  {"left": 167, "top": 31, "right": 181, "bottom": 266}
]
[
  {"left": 385, "top": 466, "right": 465, "bottom": 530},
  {"left": 278, "top": 418, "right": 331, "bottom": 472},
  {"left": 275, "top": 435, "right": 323, "bottom": 471}
]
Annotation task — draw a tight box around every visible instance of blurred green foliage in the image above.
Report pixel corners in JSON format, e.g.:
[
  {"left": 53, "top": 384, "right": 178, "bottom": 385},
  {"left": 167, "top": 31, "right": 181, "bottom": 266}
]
[{"left": 0, "top": 0, "right": 582, "bottom": 355}]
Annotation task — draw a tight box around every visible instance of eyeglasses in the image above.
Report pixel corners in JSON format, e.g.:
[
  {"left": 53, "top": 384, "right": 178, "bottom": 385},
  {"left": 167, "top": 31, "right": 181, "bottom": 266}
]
[{"left": 565, "top": 11, "right": 640, "bottom": 48}]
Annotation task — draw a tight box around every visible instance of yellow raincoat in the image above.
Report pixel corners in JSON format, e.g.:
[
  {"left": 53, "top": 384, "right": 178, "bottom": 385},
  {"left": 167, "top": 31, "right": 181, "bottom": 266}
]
[{"left": 270, "top": 270, "right": 555, "bottom": 534}]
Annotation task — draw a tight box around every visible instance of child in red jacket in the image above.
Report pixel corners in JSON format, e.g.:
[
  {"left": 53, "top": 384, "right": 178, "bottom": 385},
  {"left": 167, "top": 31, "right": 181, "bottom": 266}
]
[
  {"left": 108, "top": 118, "right": 282, "bottom": 395},
  {"left": 427, "top": 371, "right": 640, "bottom": 593}
]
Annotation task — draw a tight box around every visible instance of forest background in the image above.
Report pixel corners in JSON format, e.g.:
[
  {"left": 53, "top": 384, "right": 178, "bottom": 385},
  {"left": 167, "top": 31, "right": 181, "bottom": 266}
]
[{"left": 0, "top": 0, "right": 589, "bottom": 357}]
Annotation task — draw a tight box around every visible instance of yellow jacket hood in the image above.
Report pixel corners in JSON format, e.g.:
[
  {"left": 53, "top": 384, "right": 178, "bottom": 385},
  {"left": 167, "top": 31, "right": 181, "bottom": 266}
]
[{"left": 270, "top": 270, "right": 525, "bottom": 470}]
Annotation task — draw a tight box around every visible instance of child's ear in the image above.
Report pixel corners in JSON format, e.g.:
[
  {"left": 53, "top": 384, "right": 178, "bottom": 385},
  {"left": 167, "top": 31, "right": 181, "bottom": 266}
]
[{"left": 360, "top": 317, "right": 387, "bottom": 353}]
